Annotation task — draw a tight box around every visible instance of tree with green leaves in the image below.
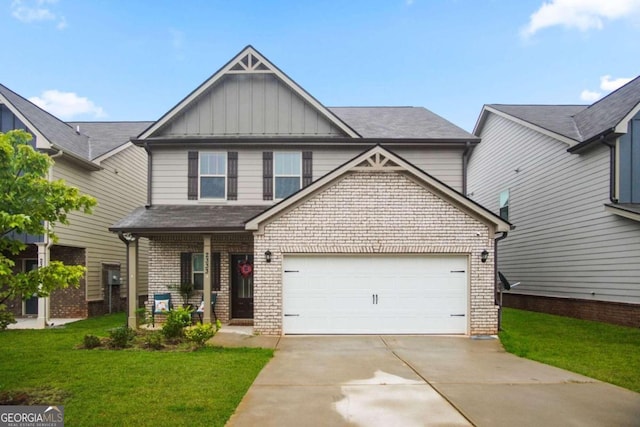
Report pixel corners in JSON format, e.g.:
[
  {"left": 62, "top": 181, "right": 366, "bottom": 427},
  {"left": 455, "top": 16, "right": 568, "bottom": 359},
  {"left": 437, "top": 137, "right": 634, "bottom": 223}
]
[{"left": 0, "top": 130, "right": 96, "bottom": 329}]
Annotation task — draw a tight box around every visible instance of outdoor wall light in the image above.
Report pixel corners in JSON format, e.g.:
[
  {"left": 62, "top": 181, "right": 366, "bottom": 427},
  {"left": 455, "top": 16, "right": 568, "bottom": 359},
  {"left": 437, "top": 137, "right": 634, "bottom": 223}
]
[
  {"left": 265, "top": 250, "right": 272, "bottom": 263},
  {"left": 481, "top": 249, "right": 489, "bottom": 263}
]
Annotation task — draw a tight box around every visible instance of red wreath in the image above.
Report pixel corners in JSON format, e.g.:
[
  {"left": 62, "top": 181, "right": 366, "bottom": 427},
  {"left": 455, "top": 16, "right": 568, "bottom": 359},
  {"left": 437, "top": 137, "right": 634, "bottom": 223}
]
[{"left": 237, "top": 260, "right": 253, "bottom": 278}]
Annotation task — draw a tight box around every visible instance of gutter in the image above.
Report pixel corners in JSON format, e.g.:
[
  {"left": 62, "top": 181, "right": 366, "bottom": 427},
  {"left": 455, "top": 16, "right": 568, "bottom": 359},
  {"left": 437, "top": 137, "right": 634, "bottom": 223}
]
[
  {"left": 599, "top": 138, "right": 618, "bottom": 203},
  {"left": 567, "top": 127, "right": 616, "bottom": 154},
  {"left": 462, "top": 141, "right": 471, "bottom": 195}
]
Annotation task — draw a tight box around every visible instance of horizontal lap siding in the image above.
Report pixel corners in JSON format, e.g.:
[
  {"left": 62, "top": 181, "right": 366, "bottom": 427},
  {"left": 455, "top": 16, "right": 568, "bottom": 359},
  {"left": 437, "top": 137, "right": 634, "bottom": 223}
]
[
  {"left": 153, "top": 147, "right": 465, "bottom": 205},
  {"left": 52, "top": 148, "right": 149, "bottom": 301},
  {"left": 467, "top": 113, "right": 640, "bottom": 304}
]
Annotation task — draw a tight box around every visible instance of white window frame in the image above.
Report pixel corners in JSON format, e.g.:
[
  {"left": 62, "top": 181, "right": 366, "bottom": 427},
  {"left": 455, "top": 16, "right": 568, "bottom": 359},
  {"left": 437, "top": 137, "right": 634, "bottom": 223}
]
[
  {"left": 199, "top": 152, "right": 227, "bottom": 200},
  {"left": 274, "top": 152, "right": 302, "bottom": 200},
  {"left": 499, "top": 189, "right": 509, "bottom": 221},
  {"left": 192, "top": 253, "right": 204, "bottom": 290}
]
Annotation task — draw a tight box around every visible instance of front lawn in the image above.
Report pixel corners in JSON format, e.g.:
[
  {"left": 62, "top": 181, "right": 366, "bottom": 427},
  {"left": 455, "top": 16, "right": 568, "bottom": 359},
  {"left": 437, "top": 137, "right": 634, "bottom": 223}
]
[
  {"left": 499, "top": 308, "right": 640, "bottom": 393},
  {"left": 0, "top": 314, "right": 273, "bottom": 426}
]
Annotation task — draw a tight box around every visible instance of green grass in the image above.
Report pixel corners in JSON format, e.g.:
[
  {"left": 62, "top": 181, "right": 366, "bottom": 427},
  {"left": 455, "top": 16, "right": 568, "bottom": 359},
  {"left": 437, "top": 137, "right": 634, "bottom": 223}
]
[
  {"left": 0, "top": 314, "right": 273, "bottom": 426},
  {"left": 499, "top": 308, "right": 640, "bottom": 393}
]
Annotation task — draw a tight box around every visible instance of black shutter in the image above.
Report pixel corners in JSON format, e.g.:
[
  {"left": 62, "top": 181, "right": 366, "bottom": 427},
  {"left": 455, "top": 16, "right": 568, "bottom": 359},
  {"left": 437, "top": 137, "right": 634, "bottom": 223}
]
[
  {"left": 263, "top": 151, "right": 273, "bottom": 200},
  {"left": 227, "top": 152, "right": 238, "bottom": 200},
  {"left": 180, "top": 253, "right": 192, "bottom": 285},
  {"left": 187, "top": 151, "right": 199, "bottom": 200},
  {"left": 213, "top": 252, "right": 221, "bottom": 291},
  {"left": 302, "top": 151, "right": 313, "bottom": 187}
]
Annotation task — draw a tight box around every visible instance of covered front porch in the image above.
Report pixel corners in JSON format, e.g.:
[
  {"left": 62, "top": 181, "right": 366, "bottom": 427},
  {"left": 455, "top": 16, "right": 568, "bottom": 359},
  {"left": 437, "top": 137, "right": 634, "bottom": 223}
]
[{"left": 110, "top": 205, "right": 267, "bottom": 329}]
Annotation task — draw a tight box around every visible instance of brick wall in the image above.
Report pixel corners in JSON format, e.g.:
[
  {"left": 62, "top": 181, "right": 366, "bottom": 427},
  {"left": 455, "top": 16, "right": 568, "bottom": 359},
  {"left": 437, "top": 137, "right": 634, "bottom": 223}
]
[
  {"left": 148, "top": 234, "right": 253, "bottom": 322},
  {"left": 254, "top": 171, "right": 498, "bottom": 335},
  {"left": 49, "top": 246, "right": 87, "bottom": 318},
  {"left": 504, "top": 293, "right": 640, "bottom": 328}
]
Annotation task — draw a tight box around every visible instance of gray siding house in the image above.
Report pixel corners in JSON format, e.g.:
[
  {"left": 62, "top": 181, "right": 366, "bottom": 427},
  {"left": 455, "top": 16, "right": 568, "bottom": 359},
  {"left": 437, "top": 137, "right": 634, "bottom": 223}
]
[
  {"left": 112, "top": 46, "right": 510, "bottom": 336},
  {"left": 467, "top": 76, "right": 640, "bottom": 327},
  {"left": 0, "top": 84, "right": 150, "bottom": 327}
]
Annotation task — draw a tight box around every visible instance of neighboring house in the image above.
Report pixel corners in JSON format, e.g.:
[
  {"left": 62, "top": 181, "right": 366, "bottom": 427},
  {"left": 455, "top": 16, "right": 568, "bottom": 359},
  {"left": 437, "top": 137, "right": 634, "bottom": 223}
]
[
  {"left": 112, "top": 46, "right": 510, "bottom": 335},
  {"left": 467, "top": 76, "right": 640, "bottom": 327},
  {"left": 0, "top": 84, "right": 150, "bottom": 327}
]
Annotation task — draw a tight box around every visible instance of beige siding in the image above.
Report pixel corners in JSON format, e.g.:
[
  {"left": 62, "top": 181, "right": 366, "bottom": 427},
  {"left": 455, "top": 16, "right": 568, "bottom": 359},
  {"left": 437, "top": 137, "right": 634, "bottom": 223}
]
[
  {"left": 153, "top": 146, "right": 464, "bottom": 205},
  {"left": 52, "top": 146, "right": 149, "bottom": 301},
  {"left": 467, "top": 112, "right": 640, "bottom": 304},
  {"left": 157, "top": 74, "right": 344, "bottom": 137}
]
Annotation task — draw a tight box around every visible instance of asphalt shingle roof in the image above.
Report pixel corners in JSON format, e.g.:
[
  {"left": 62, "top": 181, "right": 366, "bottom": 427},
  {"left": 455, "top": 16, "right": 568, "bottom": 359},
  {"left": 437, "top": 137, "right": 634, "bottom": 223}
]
[
  {"left": 0, "top": 83, "right": 90, "bottom": 158},
  {"left": 330, "top": 107, "right": 477, "bottom": 140},
  {"left": 110, "top": 205, "right": 270, "bottom": 233},
  {"left": 69, "top": 121, "right": 154, "bottom": 158},
  {"left": 486, "top": 75, "right": 640, "bottom": 143}
]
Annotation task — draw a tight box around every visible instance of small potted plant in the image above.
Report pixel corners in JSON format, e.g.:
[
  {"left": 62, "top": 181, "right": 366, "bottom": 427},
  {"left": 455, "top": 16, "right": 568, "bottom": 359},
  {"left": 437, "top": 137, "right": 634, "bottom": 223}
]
[{"left": 169, "top": 282, "right": 196, "bottom": 309}]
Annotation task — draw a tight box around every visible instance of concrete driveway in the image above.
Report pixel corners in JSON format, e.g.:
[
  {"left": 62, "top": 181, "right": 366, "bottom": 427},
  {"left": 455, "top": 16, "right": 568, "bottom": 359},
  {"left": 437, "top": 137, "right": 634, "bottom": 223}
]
[{"left": 226, "top": 335, "right": 640, "bottom": 427}]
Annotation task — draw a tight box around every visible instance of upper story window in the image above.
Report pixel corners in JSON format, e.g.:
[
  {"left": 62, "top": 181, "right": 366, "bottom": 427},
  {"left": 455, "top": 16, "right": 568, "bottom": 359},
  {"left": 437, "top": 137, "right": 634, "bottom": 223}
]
[
  {"left": 274, "top": 152, "right": 302, "bottom": 199},
  {"left": 618, "top": 116, "right": 639, "bottom": 203},
  {"left": 192, "top": 253, "right": 204, "bottom": 290},
  {"left": 499, "top": 189, "right": 509, "bottom": 221},
  {"left": 199, "top": 152, "right": 226, "bottom": 199}
]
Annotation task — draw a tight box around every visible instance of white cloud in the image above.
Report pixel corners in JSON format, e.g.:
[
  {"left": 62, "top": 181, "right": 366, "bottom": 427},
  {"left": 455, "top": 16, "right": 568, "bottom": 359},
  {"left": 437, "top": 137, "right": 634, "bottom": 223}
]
[
  {"left": 29, "top": 90, "right": 107, "bottom": 120},
  {"left": 521, "top": 0, "right": 640, "bottom": 37},
  {"left": 11, "top": 0, "right": 67, "bottom": 29},
  {"left": 580, "top": 89, "right": 601, "bottom": 101},
  {"left": 600, "top": 74, "right": 633, "bottom": 91},
  {"left": 579, "top": 74, "right": 633, "bottom": 103}
]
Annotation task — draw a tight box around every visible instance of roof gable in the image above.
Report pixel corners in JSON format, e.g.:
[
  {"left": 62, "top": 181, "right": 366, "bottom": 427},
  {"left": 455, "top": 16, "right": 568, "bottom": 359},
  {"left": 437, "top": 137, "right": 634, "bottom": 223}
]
[
  {"left": 140, "top": 46, "right": 360, "bottom": 139},
  {"left": 246, "top": 145, "right": 511, "bottom": 232}
]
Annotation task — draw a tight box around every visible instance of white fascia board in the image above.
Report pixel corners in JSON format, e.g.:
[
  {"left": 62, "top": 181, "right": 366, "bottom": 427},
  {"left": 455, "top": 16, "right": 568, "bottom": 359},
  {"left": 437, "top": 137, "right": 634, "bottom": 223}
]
[
  {"left": 93, "top": 141, "right": 134, "bottom": 164},
  {"left": 614, "top": 102, "right": 640, "bottom": 133},
  {"left": 605, "top": 205, "right": 640, "bottom": 222},
  {"left": 483, "top": 106, "right": 580, "bottom": 147},
  {"left": 0, "top": 93, "right": 51, "bottom": 150}
]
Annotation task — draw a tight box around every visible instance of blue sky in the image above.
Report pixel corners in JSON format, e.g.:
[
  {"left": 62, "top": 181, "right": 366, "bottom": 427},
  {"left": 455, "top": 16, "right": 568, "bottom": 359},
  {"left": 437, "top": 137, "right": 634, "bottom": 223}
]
[{"left": 2, "top": 0, "right": 639, "bottom": 132}]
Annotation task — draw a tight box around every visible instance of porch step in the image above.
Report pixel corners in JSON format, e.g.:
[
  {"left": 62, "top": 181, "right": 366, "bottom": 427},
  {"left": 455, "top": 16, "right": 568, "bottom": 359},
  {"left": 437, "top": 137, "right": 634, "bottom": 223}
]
[{"left": 228, "top": 319, "right": 254, "bottom": 326}]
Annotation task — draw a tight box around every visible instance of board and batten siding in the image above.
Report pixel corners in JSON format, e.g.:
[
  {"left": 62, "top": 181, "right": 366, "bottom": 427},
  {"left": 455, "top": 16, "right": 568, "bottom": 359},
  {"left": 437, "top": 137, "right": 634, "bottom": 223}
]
[
  {"left": 467, "top": 112, "right": 640, "bottom": 304},
  {"left": 152, "top": 146, "right": 465, "bottom": 205},
  {"left": 156, "top": 74, "right": 344, "bottom": 137},
  {"left": 51, "top": 146, "right": 149, "bottom": 302}
]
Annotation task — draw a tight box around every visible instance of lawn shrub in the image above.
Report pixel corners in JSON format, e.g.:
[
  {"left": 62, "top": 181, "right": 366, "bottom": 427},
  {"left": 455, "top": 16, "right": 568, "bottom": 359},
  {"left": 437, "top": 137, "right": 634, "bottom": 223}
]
[
  {"left": 107, "top": 326, "right": 135, "bottom": 349},
  {"left": 142, "top": 331, "right": 164, "bottom": 350},
  {"left": 185, "top": 323, "right": 216, "bottom": 346},
  {"left": 162, "top": 307, "right": 192, "bottom": 340},
  {"left": 83, "top": 334, "right": 101, "bottom": 349}
]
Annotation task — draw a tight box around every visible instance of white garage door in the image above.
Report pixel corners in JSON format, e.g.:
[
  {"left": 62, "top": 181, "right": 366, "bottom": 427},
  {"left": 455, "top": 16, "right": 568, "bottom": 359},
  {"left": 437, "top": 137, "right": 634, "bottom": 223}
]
[{"left": 282, "top": 255, "right": 468, "bottom": 334}]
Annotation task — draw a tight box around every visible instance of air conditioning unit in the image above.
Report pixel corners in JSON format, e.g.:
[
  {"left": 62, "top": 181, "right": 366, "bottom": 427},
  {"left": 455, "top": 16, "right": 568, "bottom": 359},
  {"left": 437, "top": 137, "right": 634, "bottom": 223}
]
[{"left": 107, "top": 270, "right": 121, "bottom": 286}]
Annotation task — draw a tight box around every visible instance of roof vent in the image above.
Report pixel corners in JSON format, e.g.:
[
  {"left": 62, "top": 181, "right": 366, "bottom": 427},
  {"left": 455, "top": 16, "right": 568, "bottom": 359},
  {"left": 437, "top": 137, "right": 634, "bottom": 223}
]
[{"left": 76, "top": 125, "right": 80, "bottom": 134}]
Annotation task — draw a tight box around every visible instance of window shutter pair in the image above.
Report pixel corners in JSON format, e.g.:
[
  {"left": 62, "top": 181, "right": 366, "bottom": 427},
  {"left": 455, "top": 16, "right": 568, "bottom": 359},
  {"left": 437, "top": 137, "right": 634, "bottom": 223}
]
[
  {"left": 187, "top": 151, "right": 237, "bottom": 200},
  {"left": 262, "top": 151, "right": 312, "bottom": 200},
  {"left": 180, "top": 252, "right": 221, "bottom": 291}
]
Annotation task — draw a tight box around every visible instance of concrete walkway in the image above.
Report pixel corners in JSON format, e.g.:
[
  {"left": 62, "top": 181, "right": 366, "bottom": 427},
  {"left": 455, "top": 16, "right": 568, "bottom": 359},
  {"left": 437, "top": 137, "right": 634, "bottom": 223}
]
[
  {"left": 226, "top": 335, "right": 640, "bottom": 427},
  {"left": 7, "top": 317, "right": 82, "bottom": 329}
]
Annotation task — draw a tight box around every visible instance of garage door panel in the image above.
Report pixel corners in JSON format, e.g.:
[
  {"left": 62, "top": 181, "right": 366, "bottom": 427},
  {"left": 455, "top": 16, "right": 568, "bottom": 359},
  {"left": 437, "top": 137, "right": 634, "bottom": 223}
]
[{"left": 283, "top": 255, "right": 468, "bottom": 334}]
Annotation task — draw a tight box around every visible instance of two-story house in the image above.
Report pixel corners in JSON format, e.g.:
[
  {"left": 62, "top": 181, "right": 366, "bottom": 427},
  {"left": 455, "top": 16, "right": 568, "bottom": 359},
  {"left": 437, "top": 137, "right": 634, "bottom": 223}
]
[
  {"left": 0, "top": 84, "right": 150, "bottom": 327},
  {"left": 467, "top": 76, "right": 640, "bottom": 327},
  {"left": 112, "top": 46, "right": 510, "bottom": 336}
]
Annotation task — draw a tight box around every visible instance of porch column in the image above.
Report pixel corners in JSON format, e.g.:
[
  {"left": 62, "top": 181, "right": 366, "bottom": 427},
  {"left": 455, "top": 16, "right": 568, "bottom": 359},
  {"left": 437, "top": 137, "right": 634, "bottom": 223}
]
[
  {"left": 126, "top": 237, "right": 139, "bottom": 328},
  {"left": 35, "top": 242, "right": 50, "bottom": 329},
  {"left": 203, "top": 235, "right": 212, "bottom": 324}
]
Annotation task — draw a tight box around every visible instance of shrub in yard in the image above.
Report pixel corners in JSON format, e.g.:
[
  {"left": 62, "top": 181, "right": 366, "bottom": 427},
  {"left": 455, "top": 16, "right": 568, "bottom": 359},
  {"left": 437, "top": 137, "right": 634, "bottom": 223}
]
[
  {"left": 161, "top": 307, "right": 192, "bottom": 340},
  {"left": 185, "top": 323, "right": 216, "bottom": 346},
  {"left": 135, "top": 307, "right": 149, "bottom": 326},
  {"left": 83, "top": 334, "right": 101, "bottom": 349},
  {"left": 142, "top": 331, "right": 164, "bottom": 350},
  {"left": 107, "top": 326, "right": 135, "bottom": 349}
]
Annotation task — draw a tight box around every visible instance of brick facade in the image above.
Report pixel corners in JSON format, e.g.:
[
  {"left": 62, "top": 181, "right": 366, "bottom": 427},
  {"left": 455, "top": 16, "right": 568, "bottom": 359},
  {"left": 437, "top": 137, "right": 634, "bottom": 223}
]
[
  {"left": 147, "top": 234, "right": 253, "bottom": 322},
  {"left": 254, "top": 171, "right": 498, "bottom": 335},
  {"left": 504, "top": 293, "right": 640, "bottom": 328}
]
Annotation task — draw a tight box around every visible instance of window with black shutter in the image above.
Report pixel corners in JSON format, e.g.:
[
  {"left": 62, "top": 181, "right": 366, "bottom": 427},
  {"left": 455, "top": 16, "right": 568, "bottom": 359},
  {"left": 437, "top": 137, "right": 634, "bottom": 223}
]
[
  {"left": 187, "top": 152, "right": 199, "bottom": 200},
  {"left": 263, "top": 151, "right": 273, "bottom": 200}
]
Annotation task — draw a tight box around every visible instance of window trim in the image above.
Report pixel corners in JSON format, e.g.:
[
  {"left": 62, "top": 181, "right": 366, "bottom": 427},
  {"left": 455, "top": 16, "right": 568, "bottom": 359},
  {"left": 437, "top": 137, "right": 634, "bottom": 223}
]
[
  {"left": 499, "top": 189, "right": 509, "bottom": 221},
  {"left": 273, "top": 151, "right": 302, "bottom": 200},
  {"left": 192, "top": 253, "right": 204, "bottom": 291},
  {"left": 199, "top": 151, "right": 227, "bottom": 200}
]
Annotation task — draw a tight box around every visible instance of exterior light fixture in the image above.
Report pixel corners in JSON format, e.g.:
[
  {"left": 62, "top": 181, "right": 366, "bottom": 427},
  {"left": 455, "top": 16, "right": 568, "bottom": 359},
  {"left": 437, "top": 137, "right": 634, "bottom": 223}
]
[
  {"left": 481, "top": 249, "right": 489, "bottom": 263},
  {"left": 265, "top": 250, "right": 272, "bottom": 263}
]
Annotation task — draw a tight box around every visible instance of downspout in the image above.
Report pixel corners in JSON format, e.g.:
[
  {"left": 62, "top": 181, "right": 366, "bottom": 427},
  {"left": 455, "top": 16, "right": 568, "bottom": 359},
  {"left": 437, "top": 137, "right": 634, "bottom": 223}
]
[
  {"left": 495, "top": 231, "right": 509, "bottom": 331},
  {"left": 600, "top": 138, "right": 617, "bottom": 203},
  {"left": 36, "top": 148, "right": 63, "bottom": 328},
  {"left": 462, "top": 141, "right": 471, "bottom": 196},
  {"left": 143, "top": 142, "right": 152, "bottom": 206}
]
